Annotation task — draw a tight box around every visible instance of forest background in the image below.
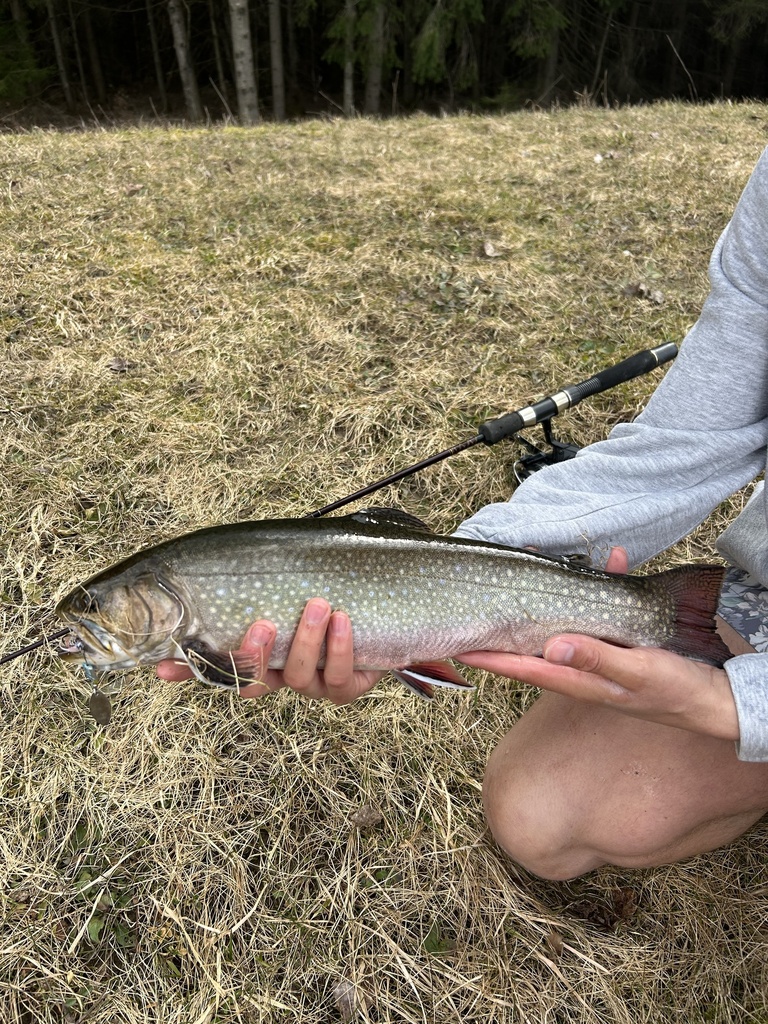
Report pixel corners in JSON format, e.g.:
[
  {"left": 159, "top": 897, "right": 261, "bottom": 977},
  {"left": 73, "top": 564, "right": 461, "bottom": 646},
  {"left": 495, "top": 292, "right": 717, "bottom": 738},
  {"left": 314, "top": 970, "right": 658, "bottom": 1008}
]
[{"left": 2, "top": 0, "right": 768, "bottom": 127}]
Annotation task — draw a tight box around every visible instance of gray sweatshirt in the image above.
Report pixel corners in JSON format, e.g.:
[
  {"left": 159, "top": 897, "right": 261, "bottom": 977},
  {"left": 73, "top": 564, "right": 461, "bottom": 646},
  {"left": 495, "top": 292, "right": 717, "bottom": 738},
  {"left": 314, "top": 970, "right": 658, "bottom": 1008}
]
[{"left": 454, "top": 147, "right": 768, "bottom": 761}]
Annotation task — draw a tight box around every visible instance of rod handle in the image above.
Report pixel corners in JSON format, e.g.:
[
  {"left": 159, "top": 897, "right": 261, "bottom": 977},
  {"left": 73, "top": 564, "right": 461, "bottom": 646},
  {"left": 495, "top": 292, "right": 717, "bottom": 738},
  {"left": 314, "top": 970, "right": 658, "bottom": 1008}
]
[{"left": 478, "top": 343, "right": 678, "bottom": 445}]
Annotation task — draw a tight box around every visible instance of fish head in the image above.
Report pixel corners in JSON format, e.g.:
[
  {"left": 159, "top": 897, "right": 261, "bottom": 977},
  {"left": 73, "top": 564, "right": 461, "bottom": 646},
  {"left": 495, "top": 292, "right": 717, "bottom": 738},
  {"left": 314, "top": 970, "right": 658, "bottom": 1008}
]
[{"left": 56, "top": 569, "right": 186, "bottom": 671}]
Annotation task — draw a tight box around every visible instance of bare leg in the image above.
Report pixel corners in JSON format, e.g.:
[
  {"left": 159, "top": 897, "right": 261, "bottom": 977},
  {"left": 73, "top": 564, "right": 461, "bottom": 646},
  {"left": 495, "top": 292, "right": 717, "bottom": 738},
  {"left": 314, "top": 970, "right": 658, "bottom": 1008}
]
[{"left": 483, "top": 618, "right": 768, "bottom": 879}]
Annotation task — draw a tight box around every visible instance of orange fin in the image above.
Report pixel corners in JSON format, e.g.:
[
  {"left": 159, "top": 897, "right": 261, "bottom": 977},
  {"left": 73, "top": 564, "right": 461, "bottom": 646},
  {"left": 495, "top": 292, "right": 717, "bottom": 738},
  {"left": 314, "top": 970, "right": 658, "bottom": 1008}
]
[
  {"left": 393, "top": 661, "right": 475, "bottom": 701},
  {"left": 655, "top": 565, "right": 732, "bottom": 667}
]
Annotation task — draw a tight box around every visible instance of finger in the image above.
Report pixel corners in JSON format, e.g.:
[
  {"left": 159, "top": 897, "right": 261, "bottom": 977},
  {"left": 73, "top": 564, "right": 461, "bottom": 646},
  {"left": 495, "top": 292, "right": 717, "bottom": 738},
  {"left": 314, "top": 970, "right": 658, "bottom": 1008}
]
[
  {"left": 455, "top": 647, "right": 628, "bottom": 702},
  {"left": 282, "top": 598, "right": 331, "bottom": 693},
  {"left": 235, "top": 621, "right": 281, "bottom": 699},
  {"left": 321, "top": 611, "right": 356, "bottom": 703},
  {"left": 605, "top": 546, "right": 629, "bottom": 574},
  {"left": 156, "top": 659, "right": 193, "bottom": 681},
  {"left": 238, "top": 672, "right": 284, "bottom": 698},
  {"left": 542, "top": 634, "right": 655, "bottom": 689}
]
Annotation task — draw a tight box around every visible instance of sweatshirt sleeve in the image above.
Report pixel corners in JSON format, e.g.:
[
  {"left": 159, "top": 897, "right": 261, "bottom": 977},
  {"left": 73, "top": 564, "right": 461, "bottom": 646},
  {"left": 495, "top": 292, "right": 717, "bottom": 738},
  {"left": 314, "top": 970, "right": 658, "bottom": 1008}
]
[
  {"left": 454, "top": 148, "right": 768, "bottom": 571},
  {"left": 727, "top": 655, "right": 768, "bottom": 760}
]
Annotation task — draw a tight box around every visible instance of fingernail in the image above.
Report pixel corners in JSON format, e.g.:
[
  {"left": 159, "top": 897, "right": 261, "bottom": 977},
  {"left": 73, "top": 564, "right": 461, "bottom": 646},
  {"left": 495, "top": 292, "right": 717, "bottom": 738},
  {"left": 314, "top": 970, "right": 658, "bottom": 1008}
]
[
  {"left": 247, "top": 623, "right": 273, "bottom": 646},
  {"left": 304, "top": 600, "right": 329, "bottom": 626},
  {"left": 329, "top": 611, "right": 349, "bottom": 637},
  {"left": 545, "top": 640, "right": 575, "bottom": 665}
]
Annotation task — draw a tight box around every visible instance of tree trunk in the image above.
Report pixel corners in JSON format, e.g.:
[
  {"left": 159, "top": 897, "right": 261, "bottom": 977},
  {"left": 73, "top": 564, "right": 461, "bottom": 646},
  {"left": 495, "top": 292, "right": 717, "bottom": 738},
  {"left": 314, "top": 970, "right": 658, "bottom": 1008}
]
[
  {"left": 343, "top": 0, "right": 355, "bottom": 115},
  {"left": 146, "top": 0, "right": 168, "bottom": 111},
  {"left": 228, "top": 0, "right": 260, "bottom": 123},
  {"left": 268, "top": 0, "right": 286, "bottom": 120},
  {"left": 67, "top": 0, "right": 89, "bottom": 106},
  {"left": 363, "top": 0, "right": 385, "bottom": 114},
  {"left": 83, "top": 6, "right": 106, "bottom": 105},
  {"left": 536, "top": 3, "right": 560, "bottom": 102},
  {"left": 589, "top": 11, "right": 612, "bottom": 97},
  {"left": 167, "top": 0, "right": 204, "bottom": 120},
  {"left": 285, "top": 0, "right": 299, "bottom": 107},
  {"left": 209, "top": 0, "right": 230, "bottom": 104},
  {"left": 45, "top": 0, "right": 74, "bottom": 110},
  {"left": 664, "top": 0, "right": 690, "bottom": 96},
  {"left": 720, "top": 36, "right": 740, "bottom": 96},
  {"left": 400, "top": 0, "right": 414, "bottom": 107},
  {"left": 616, "top": 0, "right": 641, "bottom": 99},
  {"left": 10, "top": 0, "right": 30, "bottom": 44}
]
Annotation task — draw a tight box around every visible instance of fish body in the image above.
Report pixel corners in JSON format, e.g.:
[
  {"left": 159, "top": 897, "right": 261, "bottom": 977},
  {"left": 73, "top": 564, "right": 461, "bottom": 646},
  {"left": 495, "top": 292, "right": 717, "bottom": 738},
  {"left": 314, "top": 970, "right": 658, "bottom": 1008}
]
[{"left": 56, "top": 508, "right": 731, "bottom": 693}]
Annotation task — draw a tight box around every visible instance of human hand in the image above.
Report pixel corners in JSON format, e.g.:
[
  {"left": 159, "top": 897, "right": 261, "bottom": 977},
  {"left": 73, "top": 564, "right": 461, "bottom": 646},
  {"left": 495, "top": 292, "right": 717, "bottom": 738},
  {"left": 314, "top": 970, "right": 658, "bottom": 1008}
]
[
  {"left": 156, "top": 599, "right": 385, "bottom": 704},
  {"left": 454, "top": 548, "right": 740, "bottom": 741}
]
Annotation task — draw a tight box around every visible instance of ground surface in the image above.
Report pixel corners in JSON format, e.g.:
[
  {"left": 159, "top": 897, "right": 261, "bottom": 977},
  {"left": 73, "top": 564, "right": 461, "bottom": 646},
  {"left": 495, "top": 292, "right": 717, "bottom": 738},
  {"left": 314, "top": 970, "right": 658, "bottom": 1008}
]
[{"left": 1, "top": 102, "right": 767, "bottom": 1022}]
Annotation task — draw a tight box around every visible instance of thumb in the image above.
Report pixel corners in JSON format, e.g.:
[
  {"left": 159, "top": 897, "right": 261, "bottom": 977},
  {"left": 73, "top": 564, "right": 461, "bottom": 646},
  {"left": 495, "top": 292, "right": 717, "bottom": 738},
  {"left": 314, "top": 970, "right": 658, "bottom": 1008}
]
[
  {"left": 605, "top": 546, "right": 629, "bottom": 574},
  {"left": 543, "top": 634, "right": 634, "bottom": 681}
]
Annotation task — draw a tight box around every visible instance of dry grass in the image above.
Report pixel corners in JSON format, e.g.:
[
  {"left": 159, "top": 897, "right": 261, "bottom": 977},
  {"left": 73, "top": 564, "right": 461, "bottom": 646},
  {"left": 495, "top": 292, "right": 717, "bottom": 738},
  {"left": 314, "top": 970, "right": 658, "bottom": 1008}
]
[{"left": 1, "top": 102, "right": 768, "bottom": 1022}]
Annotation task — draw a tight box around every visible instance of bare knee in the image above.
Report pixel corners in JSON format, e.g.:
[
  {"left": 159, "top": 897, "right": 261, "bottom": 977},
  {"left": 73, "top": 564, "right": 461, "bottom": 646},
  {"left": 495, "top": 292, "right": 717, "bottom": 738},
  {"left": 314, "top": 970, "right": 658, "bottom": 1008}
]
[{"left": 482, "top": 742, "right": 602, "bottom": 880}]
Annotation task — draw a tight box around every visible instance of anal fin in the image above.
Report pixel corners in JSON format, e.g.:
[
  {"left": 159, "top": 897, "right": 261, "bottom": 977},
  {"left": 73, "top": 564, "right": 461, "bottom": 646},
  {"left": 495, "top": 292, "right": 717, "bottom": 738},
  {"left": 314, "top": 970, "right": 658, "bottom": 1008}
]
[{"left": 393, "top": 660, "right": 475, "bottom": 701}]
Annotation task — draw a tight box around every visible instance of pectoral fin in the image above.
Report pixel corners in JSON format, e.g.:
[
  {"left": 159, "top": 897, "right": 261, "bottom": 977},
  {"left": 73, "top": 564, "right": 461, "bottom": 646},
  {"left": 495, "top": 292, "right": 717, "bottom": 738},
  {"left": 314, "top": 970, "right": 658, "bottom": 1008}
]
[
  {"left": 393, "top": 661, "right": 475, "bottom": 701},
  {"left": 179, "top": 640, "right": 264, "bottom": 689}
]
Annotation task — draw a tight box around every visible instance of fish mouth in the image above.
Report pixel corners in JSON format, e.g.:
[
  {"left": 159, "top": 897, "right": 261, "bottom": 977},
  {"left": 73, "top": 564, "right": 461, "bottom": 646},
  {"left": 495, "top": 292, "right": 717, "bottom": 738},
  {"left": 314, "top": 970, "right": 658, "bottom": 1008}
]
[{"left": 57, "top": 618, "right": 132, "bottom": 667}]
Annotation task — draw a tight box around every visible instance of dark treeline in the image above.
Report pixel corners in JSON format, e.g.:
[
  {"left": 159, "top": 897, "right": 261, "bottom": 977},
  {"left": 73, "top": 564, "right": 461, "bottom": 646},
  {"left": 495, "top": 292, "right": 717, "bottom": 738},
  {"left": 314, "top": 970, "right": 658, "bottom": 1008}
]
[{"left": 1, "top": 0, "right": 768, "bottom": 122}]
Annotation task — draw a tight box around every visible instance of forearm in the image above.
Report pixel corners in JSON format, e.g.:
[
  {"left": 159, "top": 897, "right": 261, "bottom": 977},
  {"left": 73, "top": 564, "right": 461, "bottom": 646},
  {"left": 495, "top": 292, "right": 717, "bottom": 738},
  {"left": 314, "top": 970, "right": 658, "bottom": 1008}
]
[{"left": 457, "top": 152, "right": 768, "bottom": 566}]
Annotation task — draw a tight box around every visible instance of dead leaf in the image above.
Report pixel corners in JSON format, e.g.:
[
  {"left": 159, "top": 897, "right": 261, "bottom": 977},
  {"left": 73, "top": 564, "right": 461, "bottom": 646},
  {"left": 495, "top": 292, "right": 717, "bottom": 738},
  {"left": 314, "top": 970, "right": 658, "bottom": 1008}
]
[
  {"left": 88, "top": 689, "right": 112, "bottom": 726},
  {"left": 332, "top": 977, "right": 370, "bottom": 1021},
  {"left": 612, "top": 885, "right": 638, "bottom": 923},
  {"left": 350, "top": 804, "right": 383, "bottom": 829},
  {"left": 569, "top": 885, "right": 639, "bottom": 931},
  {"left": 622, "top": 281, "right": 664, "bottom": 304},
  {"left": 107, "top": 356, "right": 136, "bottom": 373},
  {"left": 544, "top": 928, "right": 564, "bottom": 957},
  {"left": 570, "top": 899, "right": 616, "bottom": 930}
]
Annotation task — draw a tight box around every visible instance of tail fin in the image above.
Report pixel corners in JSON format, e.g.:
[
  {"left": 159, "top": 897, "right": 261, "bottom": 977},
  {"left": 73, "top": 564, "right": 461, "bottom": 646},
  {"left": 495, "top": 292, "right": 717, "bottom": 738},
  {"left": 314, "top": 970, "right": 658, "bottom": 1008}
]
[{"left": 656, "top": 565, "right": 732, "bottom": 667}]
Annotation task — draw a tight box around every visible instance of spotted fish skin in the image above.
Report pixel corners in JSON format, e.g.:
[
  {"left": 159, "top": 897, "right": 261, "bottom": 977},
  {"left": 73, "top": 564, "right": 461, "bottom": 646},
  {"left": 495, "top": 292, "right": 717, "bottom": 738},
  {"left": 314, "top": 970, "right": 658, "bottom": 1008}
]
[{"left": 55, "top": 508, "right": 731, "bottom": 683}]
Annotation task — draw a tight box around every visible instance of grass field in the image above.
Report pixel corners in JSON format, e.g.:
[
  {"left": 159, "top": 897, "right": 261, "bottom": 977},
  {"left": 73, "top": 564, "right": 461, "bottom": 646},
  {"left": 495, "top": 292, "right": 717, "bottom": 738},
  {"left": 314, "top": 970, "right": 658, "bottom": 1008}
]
[{"left": 1, "top": 101, "right": 767, "bottom": 1023}]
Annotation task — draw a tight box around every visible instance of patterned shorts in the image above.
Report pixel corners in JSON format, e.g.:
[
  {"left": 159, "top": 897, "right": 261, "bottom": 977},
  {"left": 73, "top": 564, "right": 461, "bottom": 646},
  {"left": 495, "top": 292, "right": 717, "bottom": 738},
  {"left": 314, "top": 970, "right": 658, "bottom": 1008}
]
[{"left": 717, "top": 566, "right": 768, "bottom": 653}]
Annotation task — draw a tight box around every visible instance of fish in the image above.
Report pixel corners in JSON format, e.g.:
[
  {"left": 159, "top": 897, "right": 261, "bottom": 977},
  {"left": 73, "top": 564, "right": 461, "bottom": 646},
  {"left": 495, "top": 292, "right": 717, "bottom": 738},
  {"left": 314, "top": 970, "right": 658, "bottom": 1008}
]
[{"left": 55, "top": 507, "right": 732, "bottom": 699}]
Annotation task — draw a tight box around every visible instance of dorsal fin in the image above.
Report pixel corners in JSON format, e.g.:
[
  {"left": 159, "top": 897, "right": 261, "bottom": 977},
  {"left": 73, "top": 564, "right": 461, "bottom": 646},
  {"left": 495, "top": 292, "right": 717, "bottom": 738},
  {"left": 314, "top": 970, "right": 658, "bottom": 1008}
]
[{"left": 348, "top": 507, "right": 434, "bottom": 534}]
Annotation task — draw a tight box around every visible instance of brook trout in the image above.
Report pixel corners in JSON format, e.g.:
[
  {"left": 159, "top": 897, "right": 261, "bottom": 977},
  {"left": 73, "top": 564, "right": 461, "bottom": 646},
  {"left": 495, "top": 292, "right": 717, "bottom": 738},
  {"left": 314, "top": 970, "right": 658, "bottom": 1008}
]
[{"left": 56, "top": 508, "right": 731, "bottom": 697}]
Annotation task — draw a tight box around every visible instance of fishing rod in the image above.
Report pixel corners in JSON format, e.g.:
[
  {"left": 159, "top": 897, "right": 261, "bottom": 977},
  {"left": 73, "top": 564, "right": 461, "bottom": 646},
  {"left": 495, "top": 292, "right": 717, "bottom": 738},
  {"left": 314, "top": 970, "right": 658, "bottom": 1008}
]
[
  {"left": 0, "top": 342, "right": 677, "bottom": 667},
  {"left": 309, "top": 341, "right": 678, "bottom": 516}
]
